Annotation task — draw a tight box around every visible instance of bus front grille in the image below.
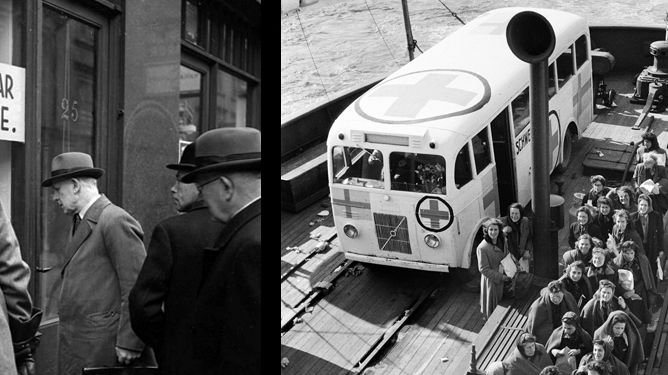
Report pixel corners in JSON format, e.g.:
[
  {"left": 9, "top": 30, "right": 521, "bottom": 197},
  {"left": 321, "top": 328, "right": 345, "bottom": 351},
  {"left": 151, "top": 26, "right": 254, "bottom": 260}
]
[{"left": 373, "top": 213, "right": 411, "bottom": 254}]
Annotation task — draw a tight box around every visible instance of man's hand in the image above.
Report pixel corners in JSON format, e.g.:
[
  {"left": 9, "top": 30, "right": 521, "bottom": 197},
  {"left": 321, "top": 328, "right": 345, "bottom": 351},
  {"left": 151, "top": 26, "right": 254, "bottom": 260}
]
[{"left": 115, "top": 347, "right": 141, "bottom": 365}]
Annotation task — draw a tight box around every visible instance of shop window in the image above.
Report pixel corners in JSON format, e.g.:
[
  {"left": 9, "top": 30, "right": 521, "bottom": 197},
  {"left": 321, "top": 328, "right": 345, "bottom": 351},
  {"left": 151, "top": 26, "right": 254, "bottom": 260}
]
[
  {"left": 557, "top": 46, "right": 574, "bottom": 88},
  {"left": 454, "top": 145, "right": 473, "bottom": 189},
  {"left": 331, "top": 146, "right": 384, "bottom": 189},
  {"left": 390, "top": 152, "right": 445, "bottom": 194},
  {"left": 179, "top": 64, "right": 203, "bottom": 141},
  {"left": 511, "top": 87, "right": 530, "bottom": 136},
  {"left": 216, "top": 69, "right": 247, "bottom": 127},
  {"left": 472, "top": 127, "right": 491, "bottom": 173}
]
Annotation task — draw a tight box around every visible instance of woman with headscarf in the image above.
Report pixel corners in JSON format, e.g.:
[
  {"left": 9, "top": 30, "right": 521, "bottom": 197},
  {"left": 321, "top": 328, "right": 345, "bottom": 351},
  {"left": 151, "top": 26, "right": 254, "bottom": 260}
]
[
  {"left": 593, "top": 311, "right": 644, "bottom": 375},
  {"left": 501, "top": 202, "right": 533, "bottom": 271},
  {"left": 607, "top": 210, "right": 644, "bottom": 258},
  {"left": 477, "top": 217, "right": 510, "bottom": 319},
  {"left": 610, "top": 241, "right": 656, "bottom": 307},
  {"left": 546, "top": 311, "right": 592, "bottom": 369},
  {"left": 594, "top": 197, "right": 615, "bottom": 242},
  {"left": 629, "top": 194, "right": 664, "bottom": 266},
  {"left": 636, "top": 131, "right": 667, "bottom": 166},
  {"left": 502, "top": 332, "right": 553, "bottom": 375},
  {"left": 585, "top": 248, "right": 618, "bottom": 291},
  {"left": 580, "top": 280, "right": 640, "bottom": 337},
  {"left": 576, "top": 338, "right": 630, "bottom": 375},
  {"left": 560, "top": 261, "right": 594, "bottom": 308},
  {"left": 525, "top": 280, "right": 579, "bottom": 345},
  {"left": 564, "top": 234, "right": 594, "bottom": 268},
  {"left": 632, "top": 153, "right": 668, "bottom": 215},
  {"left": 569, "top": 207, "right": 602, "bottom": 249}
]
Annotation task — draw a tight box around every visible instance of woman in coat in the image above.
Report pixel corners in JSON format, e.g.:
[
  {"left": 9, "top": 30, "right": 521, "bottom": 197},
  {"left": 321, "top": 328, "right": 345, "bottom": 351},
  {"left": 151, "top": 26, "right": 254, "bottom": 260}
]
[
  {"left": 477, "top": 217, "right": 510, "bottom": 319},
  {"left": 611, "top": 241, "right": 656, "bottom": 311},
  {"left": 580, "top": 280, "right": 641, "bottom": 337},
  {"left": 629, "top": 194, "right": 664, "bottom": 266},
  {"left": 563, "top": 234, "right": 594, "bottom": 268},
  {"left": 502, "top": 332, "right": 553, "bottom": 375},
  {"left": 593, "top": 311, "right": 644, "bottom": 375},
  {"left": 585, "top": 248, "right": 618, "bottom": 291},
  {"left": 525, "top": 280, "right": 579, "bottom": 345},
  {"left": 607, "top": 186, "right": 637, "bottom": 214},
  {"left": 569, "top": 206, "right": 602, "bottom": 249},
  {"left": 607, "top": 210, "right": 644, "bottom": 258},
  {"left": 594, "top": 197, "right": 615, "bottom": 242},
  {"left": 559, "top": 261, "right": 594, "bottom": 308},
  {"left": 501, "top": 202, "right": 533, "bottom": 269},
  {"left": 583, "top": 175, "right": 612, "bottom": 207},
  {"left": 576, "top": 338, "right": 630, "bottom": 375}
]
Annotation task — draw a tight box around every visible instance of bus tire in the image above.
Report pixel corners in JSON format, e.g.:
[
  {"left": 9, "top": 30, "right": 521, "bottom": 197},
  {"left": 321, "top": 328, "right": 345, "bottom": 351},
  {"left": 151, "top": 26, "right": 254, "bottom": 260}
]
[{"left": 556, "top": 130, "right": 573, "bottom": 172}]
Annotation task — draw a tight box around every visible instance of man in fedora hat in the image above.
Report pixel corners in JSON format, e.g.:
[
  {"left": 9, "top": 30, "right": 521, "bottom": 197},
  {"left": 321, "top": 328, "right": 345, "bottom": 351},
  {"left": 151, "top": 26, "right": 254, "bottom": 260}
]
[
  {"left": 129, "top": 143, "right": 224, "bottom": 374},
  {"left": 180, "top": 127, "right": 261, "bottom": 374},
  {"left": 42, "top": 152, "right": 155, "bottom": 373}
]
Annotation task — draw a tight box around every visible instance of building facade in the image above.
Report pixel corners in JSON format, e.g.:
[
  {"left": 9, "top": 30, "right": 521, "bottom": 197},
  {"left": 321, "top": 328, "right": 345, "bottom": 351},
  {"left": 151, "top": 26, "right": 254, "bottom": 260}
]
[{"left": 0, "top": 0, "right": 261, "bottom": 372}]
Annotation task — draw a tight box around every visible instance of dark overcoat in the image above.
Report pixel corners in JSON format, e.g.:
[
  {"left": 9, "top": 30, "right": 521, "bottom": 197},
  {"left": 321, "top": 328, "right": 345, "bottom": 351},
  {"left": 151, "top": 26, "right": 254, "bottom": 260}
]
[
  {"left": 58, "top": 195, "right": 154, "bottom": 374},
  {"left": 191, "top": 199, "right": 261, "bottom": 374},
  {"left": 477, "top": 237, "right": 507, "bottom": 319},
  {"left": 593, "top": 311, "right": 644, "bottom": 372},
  {"left": 525, "top": 287, "right": 579, "bottom": 345},
  {"left": 129, "top": 201, "right": 224, "bottom": 374},
  {"left": 629, "top": 209, "right": 664, "bottom": 263}
]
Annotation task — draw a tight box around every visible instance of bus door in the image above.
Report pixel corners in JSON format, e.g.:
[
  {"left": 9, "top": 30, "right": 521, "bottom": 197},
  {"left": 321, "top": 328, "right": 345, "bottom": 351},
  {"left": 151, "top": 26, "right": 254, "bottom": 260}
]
[
  {"left": 511, "top": 88, "right": 532, "bottom": 206},
  {"left": 490, "top": 107, "right": 517, "bottom": 216}
]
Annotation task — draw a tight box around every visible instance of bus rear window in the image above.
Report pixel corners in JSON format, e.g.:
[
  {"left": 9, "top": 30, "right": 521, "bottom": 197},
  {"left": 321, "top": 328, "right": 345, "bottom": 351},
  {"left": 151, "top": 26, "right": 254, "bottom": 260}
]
[
  {"left": 390, "top": 152, "right": 446, "bottom": 195},
  {"left": 331, "top": 146, "right": 384, "bottom": 188}
]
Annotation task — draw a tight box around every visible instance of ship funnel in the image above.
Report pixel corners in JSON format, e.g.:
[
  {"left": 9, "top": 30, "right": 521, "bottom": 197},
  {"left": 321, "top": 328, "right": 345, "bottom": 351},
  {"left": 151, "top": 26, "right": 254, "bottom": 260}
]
[{"left": 506, "top": 11, "right": 555, "bottom": 63}]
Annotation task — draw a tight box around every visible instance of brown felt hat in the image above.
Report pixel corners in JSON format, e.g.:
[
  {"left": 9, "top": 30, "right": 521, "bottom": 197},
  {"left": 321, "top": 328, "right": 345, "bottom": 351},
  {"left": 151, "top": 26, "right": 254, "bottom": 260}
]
[
  {"left": 181, "top": 127, "right": 261, "bottom": 183},
  {"left": 166, "top": 142, "right": 197, "bottom": 171},
  {"left": 41, "top": 152, "right": 104, "bottom": 187}
]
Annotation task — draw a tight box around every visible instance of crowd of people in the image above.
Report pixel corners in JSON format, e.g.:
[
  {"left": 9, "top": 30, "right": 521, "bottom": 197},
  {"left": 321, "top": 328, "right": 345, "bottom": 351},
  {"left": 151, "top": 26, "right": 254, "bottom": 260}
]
[
  {"left": 477, "top": 132, "right": 668, "bottom": 375},
  {"left": 0, "top": 127, "right": 261, "bottom": 374}
]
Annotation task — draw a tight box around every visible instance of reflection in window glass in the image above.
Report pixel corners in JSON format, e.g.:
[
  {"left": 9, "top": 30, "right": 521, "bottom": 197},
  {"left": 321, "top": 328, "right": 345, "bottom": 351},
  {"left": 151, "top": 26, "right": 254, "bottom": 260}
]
[
  {"left": 216, "top": 69, "right": 248, "bottom": 127},
  {"left": 331, "top": 146, "right": 384, "bottom": 189},
  {"left": 548, "top": 63, "right": 557, "bottom": 98},
  {"left": 390, "top": 152, "right": 445, "bottom": 194},
  {"left": 512, "top": 88, "right": 530, "bottom": 135},
  {"left": 557, "top": 47, "right": 574, "bottom": 88},
  {"left": 184, "top": 0, "right": 200, "bottom": 45},
  {"left": 472, "top": 128, "right": 491, "bottom": 173},
  {"left": 179, "top": 65, "right": 202, "bottom": 142},
  {"left": 575, "top": 35, "right": 588, "bottom": 69},
  {"left": 455, "top": 145, "right": 473, "bottom": 189}
]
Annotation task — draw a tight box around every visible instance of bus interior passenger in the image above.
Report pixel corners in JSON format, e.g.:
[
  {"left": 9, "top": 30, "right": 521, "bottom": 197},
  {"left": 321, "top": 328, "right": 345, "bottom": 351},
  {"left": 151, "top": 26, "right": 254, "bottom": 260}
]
[
  {"left": 331, "top": 146, "right": 384, "bottom": 188},
  {"left": 390, "top": 152, "right": 445, "bottom": 194}
]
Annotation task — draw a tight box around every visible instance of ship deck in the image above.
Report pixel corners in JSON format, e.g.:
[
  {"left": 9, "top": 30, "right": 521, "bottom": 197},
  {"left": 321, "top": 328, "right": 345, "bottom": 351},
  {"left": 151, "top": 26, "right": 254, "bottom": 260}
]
[{"left": 281, "top": 69, "right": 668, "bottom": 374}]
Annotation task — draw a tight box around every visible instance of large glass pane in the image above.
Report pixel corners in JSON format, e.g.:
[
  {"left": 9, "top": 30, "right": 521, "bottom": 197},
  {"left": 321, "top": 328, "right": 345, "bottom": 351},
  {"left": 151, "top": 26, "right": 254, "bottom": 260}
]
[
  {"left": 40, "top": 7, "right": 98, "bottom": 321},
  {"left": 331, "top": 146, "right": 384, "bottom": 189},
  {"left": 179, "top": 65, "right": 202, "bottom": 141},
  {"left": 390, "top": 152, "right": 446, "bottom": 194},
  {"left": 216, "top": 69, "right": 247, "bottom": 127}
]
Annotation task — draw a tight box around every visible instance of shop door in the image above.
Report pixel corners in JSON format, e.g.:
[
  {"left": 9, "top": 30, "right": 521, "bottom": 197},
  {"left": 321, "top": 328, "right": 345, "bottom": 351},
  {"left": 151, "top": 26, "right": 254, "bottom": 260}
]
[{"left": 34, "top": 2, "right": 111, "bottom": 373}]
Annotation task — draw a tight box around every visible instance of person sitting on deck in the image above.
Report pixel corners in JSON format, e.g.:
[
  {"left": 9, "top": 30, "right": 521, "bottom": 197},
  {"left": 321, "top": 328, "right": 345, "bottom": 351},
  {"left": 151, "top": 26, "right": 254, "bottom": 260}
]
[
  {"left": 606, "top": 186, "right": 637, "bottom": 214},
  {"left": 526, "top": 280, "right": 579, "bottom": 345},
  {"left": 617, "top": 270, "right": 651, "bottom": 351},
  {"left": 502, "top": 332, "right": 553, "bottom": 375},
  {"left": 585, "top": 248, "right": 618, "bottom": 290},
  {"left": 564, "top": 234, "right": 594, "bottom": 268},
  {"left": 546, "top": 311, "right": 593, "bottom": 371},
  {"left": 632, "top": 153, "right": 668, "bottom": 215},
  {"left": 477, "top": 217, "right": 510, "bottom": 320},
  {"left": 583, "top": 175, "right": 612, "bottom": 208},
  {"left": 560, "top": 261, "right": 594, "bottom": 309},
  {"left": 607, "top": 210, "right": 644, "bottom": 259},
  {"left": 593, "top": 311, "right": 644, "bottom": 375},
  {"left": 580, "top": 280, "right": 640, "bottom": 337},
  {"left": 594, "top": 197, "right": 615, "bottom": 242},
  {"left": 501, "top": 202, "right": 533, "bottom": 273},
  {"left": 636, "top": 131, "right": 667, "bottom": 167},
  {"left": 576, "top": 339, "right": 630, "bottom": 375},
  {"left": 569, "top": 207, "right": 602, "bottom": 249},
  {"left": 629, "top": 194, "right": 664, "bottom": 268},
  {"left": 610, "top": 241, "right": 656, "bottom": 313}
]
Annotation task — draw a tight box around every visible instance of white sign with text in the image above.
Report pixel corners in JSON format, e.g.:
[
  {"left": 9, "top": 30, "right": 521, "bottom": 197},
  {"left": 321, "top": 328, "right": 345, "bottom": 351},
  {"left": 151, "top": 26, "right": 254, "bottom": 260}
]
[{"left": 0, "top": 63, "right": 24, "bottom": 143}]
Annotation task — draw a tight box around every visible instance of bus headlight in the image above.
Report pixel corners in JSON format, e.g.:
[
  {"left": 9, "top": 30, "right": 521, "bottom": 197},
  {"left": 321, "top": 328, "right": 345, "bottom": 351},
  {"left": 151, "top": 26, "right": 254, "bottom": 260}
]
[
  {"left": 344, "top": 224, "right": 359, "bottom": 238},
  {"left": 424, "top": 234, "right": 440, "bottom": 248}
]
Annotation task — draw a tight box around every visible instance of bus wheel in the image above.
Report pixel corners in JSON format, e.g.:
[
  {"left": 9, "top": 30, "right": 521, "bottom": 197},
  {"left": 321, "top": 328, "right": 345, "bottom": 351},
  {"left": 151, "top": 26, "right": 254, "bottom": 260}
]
[{"left": 556, "top": 130, "right": 573, "bottom": 172}]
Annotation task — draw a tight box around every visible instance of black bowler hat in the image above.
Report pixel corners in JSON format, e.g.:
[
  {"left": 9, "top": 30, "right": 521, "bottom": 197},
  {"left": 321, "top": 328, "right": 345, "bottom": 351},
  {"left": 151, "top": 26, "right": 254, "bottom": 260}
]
[
  {"left": 166, "top": 142, "right": 196, "bottom": 171},
  {"left": 41, "top": 152, "right": 104, "bottom": 187},
  {"left": 181, "top": 127, "right": 261, "bottom": 183}
]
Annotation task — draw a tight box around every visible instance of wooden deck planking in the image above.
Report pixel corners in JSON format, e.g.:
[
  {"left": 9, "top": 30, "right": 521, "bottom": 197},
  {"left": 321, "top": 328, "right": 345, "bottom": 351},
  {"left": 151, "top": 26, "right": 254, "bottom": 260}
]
[{"left": 281, "top": 196, "right": 335, "bottom": 256}]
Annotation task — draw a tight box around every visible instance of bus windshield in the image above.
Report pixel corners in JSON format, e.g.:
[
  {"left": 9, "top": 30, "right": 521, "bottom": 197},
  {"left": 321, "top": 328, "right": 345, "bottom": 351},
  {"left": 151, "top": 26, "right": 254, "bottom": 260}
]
[
  {"left": 331, "top": 146, "right": 384, "bottom": 188},
  {"left": 390, "top": 152, "right": 446, "bottom": 195}
]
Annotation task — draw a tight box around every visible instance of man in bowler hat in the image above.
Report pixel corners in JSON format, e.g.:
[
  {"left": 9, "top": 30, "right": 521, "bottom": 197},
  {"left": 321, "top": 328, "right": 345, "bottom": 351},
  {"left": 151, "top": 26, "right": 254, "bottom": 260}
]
[
  {"left": 129, "top": 143, "right": 224, "bottom": 374},
  {"left": 42, "top": 152, "right": 154, "bottom": 374},
  {"left": 181, "top": 127, "right": 261, "bottom": 374}
]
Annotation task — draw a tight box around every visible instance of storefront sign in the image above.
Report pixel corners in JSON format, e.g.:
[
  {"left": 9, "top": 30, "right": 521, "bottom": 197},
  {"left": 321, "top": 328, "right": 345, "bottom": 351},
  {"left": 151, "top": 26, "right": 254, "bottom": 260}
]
[{"left": 0, "top": 63, "right": 24, "bottom": 143}]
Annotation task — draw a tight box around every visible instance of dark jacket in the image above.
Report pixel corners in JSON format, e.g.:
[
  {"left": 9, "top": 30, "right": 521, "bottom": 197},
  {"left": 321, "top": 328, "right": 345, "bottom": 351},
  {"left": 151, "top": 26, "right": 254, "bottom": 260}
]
[
  {"left": 191, "top": 199, "right": 261, "bottom": 374},
  {"left": 568, "top": 221, "right": 602, "bottom": 248},
  {"left": 525, "top": 287, "right": 579, "bottom": 345},
  {"left": 129, "top": 201, "right": 224, "bottom": 374},
  {"left": 629, "top": 209, "right": 664, "bottom": 263}
]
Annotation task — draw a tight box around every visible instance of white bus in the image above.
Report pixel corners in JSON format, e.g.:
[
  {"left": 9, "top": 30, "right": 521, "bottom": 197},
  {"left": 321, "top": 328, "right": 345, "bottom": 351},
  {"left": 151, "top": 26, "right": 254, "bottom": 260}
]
[{"left": 327, "top": 7, "right": 593, "bottom": 272}]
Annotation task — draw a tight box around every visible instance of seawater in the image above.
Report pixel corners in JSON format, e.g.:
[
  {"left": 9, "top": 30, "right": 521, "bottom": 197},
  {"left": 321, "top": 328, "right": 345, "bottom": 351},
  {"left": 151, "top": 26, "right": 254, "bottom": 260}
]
[{"left": 281, "top": 0, "right": 668, "bottom": 121}]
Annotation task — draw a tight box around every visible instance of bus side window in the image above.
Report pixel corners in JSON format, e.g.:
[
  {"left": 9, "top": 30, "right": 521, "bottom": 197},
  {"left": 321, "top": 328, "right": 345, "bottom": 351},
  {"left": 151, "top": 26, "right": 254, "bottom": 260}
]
[
  {"left": 511, "top": 87, "right": 530, "bottom": 135},
  {"left": 472, "top": 127, "right": 491, "bottom": 173},
  {"left": 548, "top": 63, "right": 557, "bottom": 98},
  {"left": 455, "top": 144, "right": 473, "bottom": 189},
  {"left": 575, "top": 34, "right": 588, "bottom": 69},
  {"left": 556, "top": 46, "right": 574, "bottom": 88}
]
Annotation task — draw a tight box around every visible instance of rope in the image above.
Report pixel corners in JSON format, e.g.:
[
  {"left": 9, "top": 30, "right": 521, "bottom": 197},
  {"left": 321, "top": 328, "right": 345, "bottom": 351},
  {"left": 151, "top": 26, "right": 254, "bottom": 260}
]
[
  {"left": 437, "top": 0, "right": 465, "bottom": 25},
  {"left": 364, "top": 0, "right": 400, "bottom": 65},
  {"left": 296, "top": 9, "right": 330, "bottom": 101}
]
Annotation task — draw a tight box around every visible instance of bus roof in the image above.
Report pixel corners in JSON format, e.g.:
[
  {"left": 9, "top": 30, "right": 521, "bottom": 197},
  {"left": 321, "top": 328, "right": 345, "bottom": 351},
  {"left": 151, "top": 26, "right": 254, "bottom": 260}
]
[{"left": 330, "top": 7, "right": 588, "bottom": 142}]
